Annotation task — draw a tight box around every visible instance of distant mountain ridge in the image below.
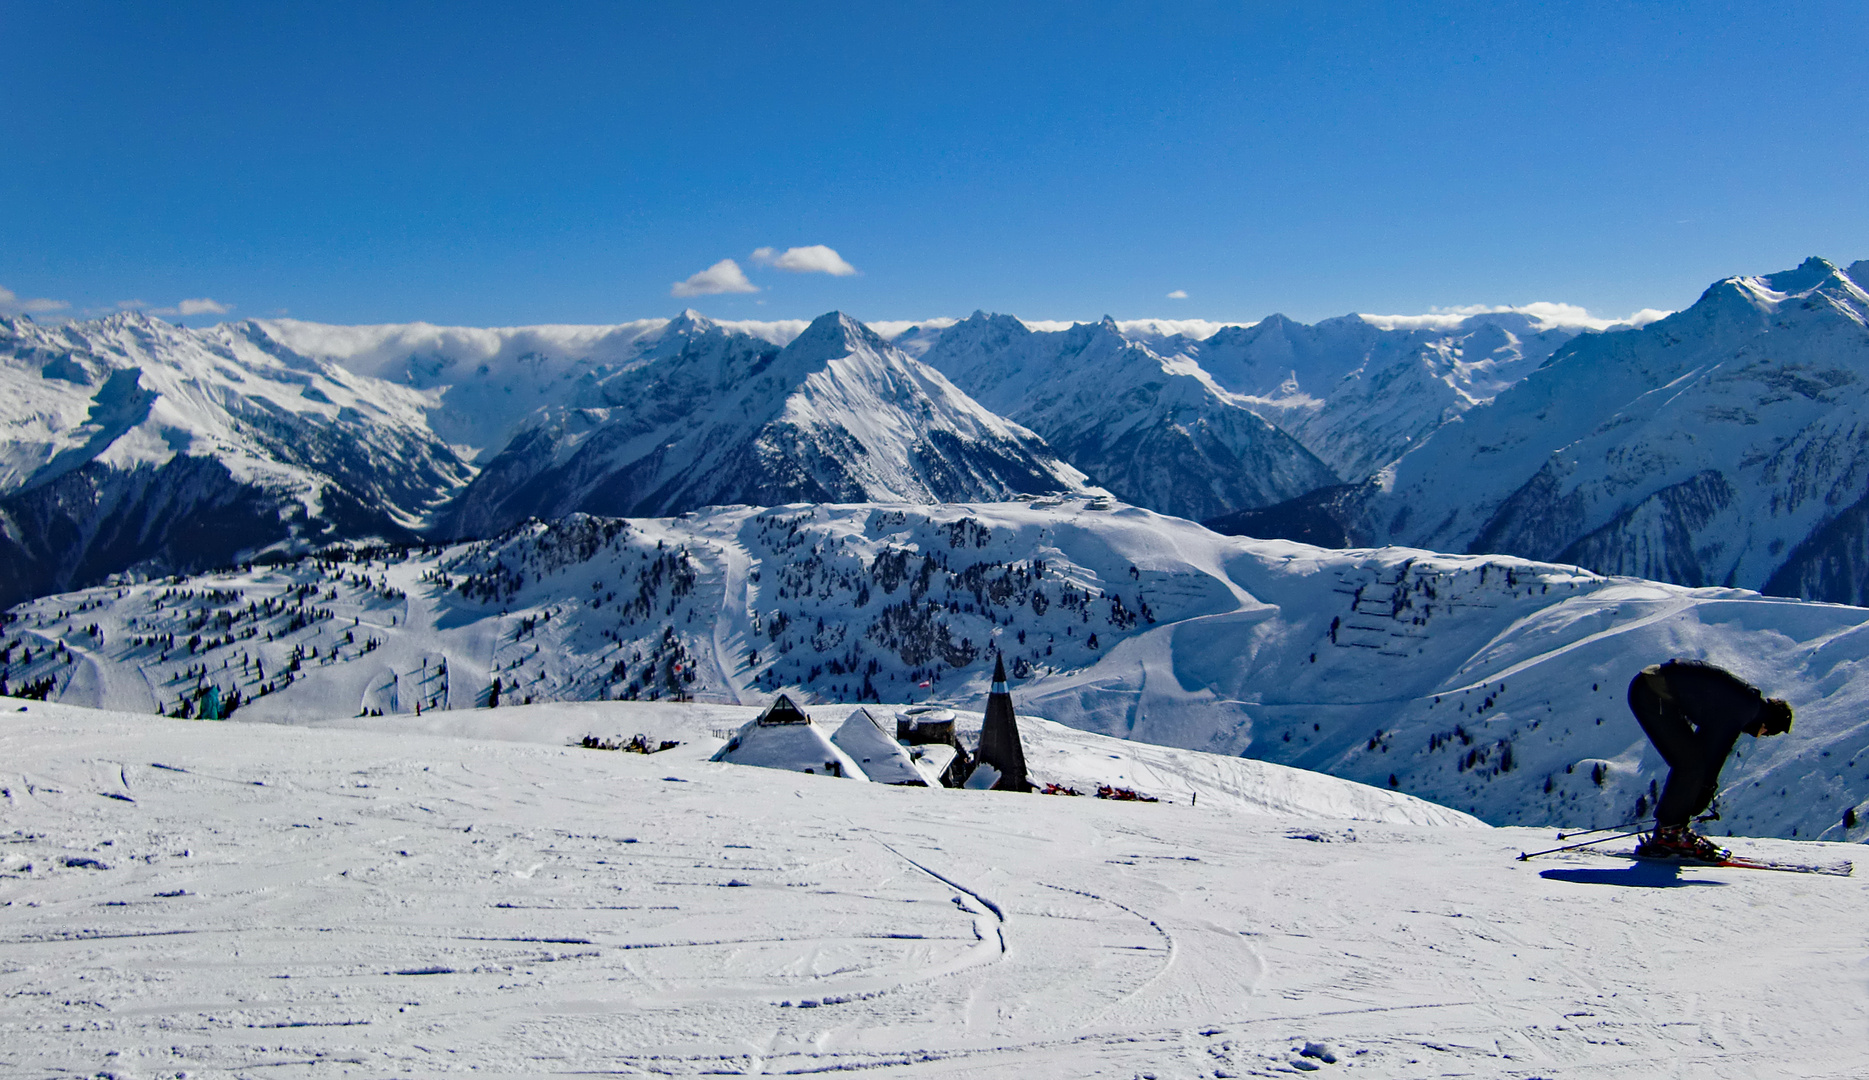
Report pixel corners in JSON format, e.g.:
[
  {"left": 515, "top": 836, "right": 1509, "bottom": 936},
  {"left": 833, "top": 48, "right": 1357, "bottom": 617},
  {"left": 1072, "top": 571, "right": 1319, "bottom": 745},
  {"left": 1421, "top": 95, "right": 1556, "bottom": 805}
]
[
  {"left": 7, "top": 258, "right": 1869, "bottom": 607},
  {"left": 437, "top": 311, "right": 1095, "bottom": 537},
  {"left": 1227, "top": 257, "right": 1869, "bottom": 602},
  {"left": 0, "top": 308, "right": 1101, "bottom": 605},
  {"left": 915, "top": 312, "right": 1336, "bottom": 522}
]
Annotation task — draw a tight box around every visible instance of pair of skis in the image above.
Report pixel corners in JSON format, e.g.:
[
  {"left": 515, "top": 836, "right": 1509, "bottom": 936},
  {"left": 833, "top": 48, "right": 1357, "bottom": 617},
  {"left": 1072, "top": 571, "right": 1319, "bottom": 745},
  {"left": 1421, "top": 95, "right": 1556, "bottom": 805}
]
[{"left": 1517, "top": 820, "right": 1853, "bottom": 876}]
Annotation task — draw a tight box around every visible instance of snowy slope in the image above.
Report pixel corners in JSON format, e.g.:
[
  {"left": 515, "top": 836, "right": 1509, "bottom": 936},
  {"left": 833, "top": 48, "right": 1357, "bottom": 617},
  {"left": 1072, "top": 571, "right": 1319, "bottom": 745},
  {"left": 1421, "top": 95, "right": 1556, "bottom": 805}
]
[
  {"left": 287, "top": 698, "right": 1475, "bottom": 825},
  {"left": 13, "top": 500, "right": 1869, "bottom": 840},
  {"left": 4, "top": 699, "right": 1863, "bottom": 1079},
  {"left": 0, "top": 313, "right": 473, "bottom": 607},
  {"left": 1370, "top": 258, "right": 1869, "bottom": 602},
  {"left": 437, "top": 311, "right": 1098, "bottom": 536}
]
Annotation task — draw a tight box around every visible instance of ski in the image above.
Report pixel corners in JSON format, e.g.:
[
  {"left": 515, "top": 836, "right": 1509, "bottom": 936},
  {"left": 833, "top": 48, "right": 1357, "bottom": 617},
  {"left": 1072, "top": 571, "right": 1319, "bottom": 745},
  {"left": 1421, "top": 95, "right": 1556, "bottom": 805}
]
[{"left": 1613, "top": 851, "right": 1854, "bottom": 877}]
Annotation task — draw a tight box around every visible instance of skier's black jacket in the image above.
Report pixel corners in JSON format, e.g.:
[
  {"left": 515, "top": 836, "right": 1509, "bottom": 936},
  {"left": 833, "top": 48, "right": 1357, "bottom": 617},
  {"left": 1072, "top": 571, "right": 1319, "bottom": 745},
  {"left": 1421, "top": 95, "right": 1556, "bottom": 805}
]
[{"left": 1642, "top": 659, "right": 1766, "bottom": 733}]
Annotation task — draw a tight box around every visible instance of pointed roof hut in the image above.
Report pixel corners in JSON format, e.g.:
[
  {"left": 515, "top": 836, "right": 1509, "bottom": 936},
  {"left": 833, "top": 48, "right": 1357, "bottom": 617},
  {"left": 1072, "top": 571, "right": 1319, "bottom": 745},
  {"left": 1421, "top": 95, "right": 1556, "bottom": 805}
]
[
  {"left": 710, "top": 694, "right": 866, "bottom": 779},
  {"left": 831, "top": 708, "right": 931, "bottom": 786},
  {"left": 975, "top": 655, "right": 1031, "bottom": 792}
]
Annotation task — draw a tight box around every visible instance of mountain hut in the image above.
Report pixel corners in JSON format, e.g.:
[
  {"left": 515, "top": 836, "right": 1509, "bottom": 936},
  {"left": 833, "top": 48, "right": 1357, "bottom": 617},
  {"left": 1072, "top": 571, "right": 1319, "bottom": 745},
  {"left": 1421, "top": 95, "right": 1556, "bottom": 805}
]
[
  {"left": 831, "top": 708, "right": 932, "bottom": 786},
  {"left": 709, "top": 694, "right": 866, "bottom": 779}
]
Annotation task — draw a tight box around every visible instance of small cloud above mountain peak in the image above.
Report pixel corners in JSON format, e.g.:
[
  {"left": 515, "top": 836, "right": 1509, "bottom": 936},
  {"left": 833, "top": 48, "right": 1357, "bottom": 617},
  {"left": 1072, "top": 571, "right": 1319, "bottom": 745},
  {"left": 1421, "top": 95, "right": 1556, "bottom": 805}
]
[{"left": 751, "top": 245, "right": 858, "bottom": 277}]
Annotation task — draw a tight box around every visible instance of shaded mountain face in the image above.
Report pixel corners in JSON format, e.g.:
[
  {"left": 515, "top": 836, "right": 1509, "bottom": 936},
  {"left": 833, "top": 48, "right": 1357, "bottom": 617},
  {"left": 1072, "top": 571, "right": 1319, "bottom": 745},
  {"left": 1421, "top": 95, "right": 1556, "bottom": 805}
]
[
  {"left": 0, "top": 313, "right": 473, "bottom": 606},
  {"left": 434, "top": 311, "right": 1098, "bottom": 538},
  {"left": 1360, "top": 258, "right": 1869, "bottom": 601},
  {"left": 917, "top": 313, "right": 1339, "bottom": 522}
]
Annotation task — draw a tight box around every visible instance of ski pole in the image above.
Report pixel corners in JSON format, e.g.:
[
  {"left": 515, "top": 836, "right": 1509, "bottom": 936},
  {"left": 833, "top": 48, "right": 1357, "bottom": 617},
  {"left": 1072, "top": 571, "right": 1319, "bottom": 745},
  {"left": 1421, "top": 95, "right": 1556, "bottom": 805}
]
[
  {"left": 1553, "top": 808, "right": 1715, "bottom": 841},
  {"left": 1517, "top": 829, "right": 1647, "bottom": 862},
  {"left": 1556, "top": 818, "right": 1650, "bottom": 841}
]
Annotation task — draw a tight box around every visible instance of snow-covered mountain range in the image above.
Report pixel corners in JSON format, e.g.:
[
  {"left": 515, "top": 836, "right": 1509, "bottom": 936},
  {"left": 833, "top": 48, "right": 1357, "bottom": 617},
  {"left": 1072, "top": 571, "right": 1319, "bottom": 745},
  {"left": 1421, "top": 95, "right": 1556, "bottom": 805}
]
[
  {"left": 10, "top": 499, "right": 1869, "bottom": 840},
  {"left": 437, "top": 311, "right": 1091, "bottom": 538},
  {"left": 0, "top": 310, "right": 1094, "bottom": 606},
  {"left": 1366, "top": 258, "right": 1869, "bottom": 601},
  {"left": 7, "top": 256, "right": 1869, "bottom": 608},
  {"left": 914, "top": 308, "right": 1586, "bottom": 504},
  {"left": 911, "top": 313, "right": 1336, "bottom": 522},
  {"left": 0, "top": 313, "right": 473, "bottom": 608}
]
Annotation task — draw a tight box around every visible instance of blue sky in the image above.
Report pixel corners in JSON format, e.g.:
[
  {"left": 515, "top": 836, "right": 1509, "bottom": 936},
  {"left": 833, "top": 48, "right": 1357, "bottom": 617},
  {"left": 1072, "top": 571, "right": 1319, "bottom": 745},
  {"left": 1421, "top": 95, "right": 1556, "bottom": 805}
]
[{"left": 3, "top": 1, "right": 1865, "bottom": 327}]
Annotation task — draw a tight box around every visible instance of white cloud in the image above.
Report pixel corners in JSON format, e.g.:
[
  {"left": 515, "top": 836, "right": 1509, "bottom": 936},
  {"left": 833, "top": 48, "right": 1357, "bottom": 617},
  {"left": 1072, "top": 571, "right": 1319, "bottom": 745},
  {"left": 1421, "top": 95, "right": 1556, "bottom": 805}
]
[
  {"left": 712, "top": 318, "right": 812, "bottom": 346},
  {"left": 671, "top": 258, "right": 759, "bottom": 297},
  {"left": 0, "top": 285, "right": 70, "bottom": 315},
  {"left": 114, "top": 297, "right": 236, "bottom": 318},
  {"left": 1359, "top": 301, "right": 1675, "bottom": 332},
  {"left": 1166, "top": 289, "right": 1189, "bottom": 300},
  {"left": 866, "top": 317, "right": 960, "bottom": 340},
  {"left": 750, "top": 245, "right": 857, "bottom": 276}
]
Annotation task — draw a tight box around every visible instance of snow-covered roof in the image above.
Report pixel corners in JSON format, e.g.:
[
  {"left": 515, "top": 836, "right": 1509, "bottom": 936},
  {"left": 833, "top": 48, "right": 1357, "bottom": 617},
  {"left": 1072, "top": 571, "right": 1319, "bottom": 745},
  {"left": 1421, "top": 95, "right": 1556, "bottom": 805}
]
[
  {"left": 710, "top": 702, "right": 865, "bottom": 780},
  {"left": 831, "top": 708, "right": 930, "bottom": 786},
  {"left": 908, "top": 743, "right": 957, "bottom": 786}
]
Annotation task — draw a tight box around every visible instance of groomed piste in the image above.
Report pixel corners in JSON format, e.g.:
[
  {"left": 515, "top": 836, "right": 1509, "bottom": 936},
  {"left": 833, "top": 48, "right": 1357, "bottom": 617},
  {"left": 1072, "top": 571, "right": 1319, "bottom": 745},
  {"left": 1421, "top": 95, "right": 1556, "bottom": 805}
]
[{"left": 4, "top": 699, "right": 1863, "bottom": 1078}]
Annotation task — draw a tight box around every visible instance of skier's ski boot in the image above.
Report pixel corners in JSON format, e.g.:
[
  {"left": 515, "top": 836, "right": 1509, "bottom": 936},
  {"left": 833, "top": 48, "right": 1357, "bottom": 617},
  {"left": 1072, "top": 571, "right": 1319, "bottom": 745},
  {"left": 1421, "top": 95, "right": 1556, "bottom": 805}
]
[{"left": 1635, "top": 825, "right": 1729, "bottom": 863}]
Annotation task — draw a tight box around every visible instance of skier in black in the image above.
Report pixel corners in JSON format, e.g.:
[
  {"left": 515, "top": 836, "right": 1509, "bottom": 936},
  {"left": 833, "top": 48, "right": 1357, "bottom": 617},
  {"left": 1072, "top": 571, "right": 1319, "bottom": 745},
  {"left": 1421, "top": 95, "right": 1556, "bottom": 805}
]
[{"left": 1626, "top": 659, "right": 1793, "bottom": 861}]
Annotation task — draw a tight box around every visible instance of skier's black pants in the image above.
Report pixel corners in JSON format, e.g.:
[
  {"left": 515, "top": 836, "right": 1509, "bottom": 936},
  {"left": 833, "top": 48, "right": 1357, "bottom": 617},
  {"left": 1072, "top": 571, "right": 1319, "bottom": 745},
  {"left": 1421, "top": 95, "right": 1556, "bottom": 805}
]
[{"left": 1627, "top": 676, "right": 1745, "bottom": 828}]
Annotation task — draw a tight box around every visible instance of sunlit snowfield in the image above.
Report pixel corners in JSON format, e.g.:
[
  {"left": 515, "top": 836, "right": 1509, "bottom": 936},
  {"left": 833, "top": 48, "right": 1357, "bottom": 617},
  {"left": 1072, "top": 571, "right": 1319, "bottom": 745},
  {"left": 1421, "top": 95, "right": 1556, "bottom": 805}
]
[{"left": 4, "top": 701, "right": 1864, "bottom": 1078}]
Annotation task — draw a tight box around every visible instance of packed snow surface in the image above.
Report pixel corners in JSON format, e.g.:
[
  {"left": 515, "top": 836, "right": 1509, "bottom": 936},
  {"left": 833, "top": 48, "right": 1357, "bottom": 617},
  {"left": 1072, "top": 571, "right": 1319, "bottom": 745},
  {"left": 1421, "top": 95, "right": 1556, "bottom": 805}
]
[{"left": 4, "top": 700, "right": 1862, "bottom": 1078}]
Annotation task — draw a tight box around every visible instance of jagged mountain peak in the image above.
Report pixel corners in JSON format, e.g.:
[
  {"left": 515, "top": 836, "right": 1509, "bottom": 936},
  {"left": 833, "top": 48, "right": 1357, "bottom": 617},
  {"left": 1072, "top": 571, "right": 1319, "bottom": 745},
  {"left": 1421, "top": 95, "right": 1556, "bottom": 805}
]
[
  {"left": 778, "top": 310, "right": 890, "bottom": 365},
  {"left": 958, "top": 310, "right": 1030, "bottom": 333},
  {"left": 1759, "top": 255, "right": 1845, "bottom": 296},
  {"left": 664, "top": 308, "right": 720, "bottom": 334},
  {"left": 433, "top": 308, "right": 1094, "bottom": 536},
  {"left": 1677, "top": 257, "right": 1869, "bottom": 332}
]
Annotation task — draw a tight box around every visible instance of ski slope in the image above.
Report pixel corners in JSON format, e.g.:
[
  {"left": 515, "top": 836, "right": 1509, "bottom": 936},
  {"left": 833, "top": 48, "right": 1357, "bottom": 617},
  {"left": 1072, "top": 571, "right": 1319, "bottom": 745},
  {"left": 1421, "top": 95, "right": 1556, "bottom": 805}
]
[{"left": 4, "top": 700, "right": 1863, "bottom": 1078}]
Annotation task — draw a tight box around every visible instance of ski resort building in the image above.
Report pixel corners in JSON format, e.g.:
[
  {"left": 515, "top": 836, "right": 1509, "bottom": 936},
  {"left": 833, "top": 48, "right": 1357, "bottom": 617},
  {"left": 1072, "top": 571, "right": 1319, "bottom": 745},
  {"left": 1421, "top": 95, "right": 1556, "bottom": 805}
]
[
  {"left": 831, "top": 708, "right": 932, "bottom": 786},
  {"left": 709, "top": 694, "right": 864, "bottom": 779},
  {"left": 895, "top": 705, "right": 971, "bottom": 786}
]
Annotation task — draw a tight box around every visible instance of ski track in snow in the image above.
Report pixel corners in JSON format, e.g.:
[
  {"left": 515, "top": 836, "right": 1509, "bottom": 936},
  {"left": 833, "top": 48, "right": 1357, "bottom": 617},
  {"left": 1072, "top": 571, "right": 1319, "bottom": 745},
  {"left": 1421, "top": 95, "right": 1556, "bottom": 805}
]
[{"left": 3, "top": 700, "right": 1865, "bottom": 1078}]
